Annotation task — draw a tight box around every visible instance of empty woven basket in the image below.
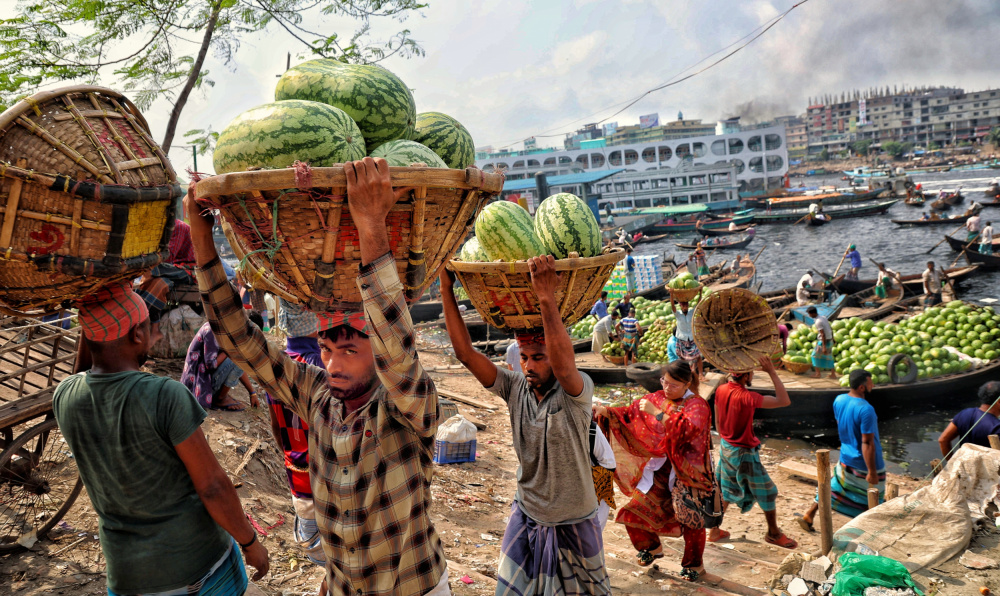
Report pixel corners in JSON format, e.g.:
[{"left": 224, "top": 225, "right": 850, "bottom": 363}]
[
  {"left": 692, "top": 287, "right": 781, "bottom": 373},
  {"left": 0, "top": 85, "right": 182, "bottom": 315},
  {"left": 196, "top": 165, "right": 504, "bottom": 312},
  {"left": 447, "top": 248, "right": 625, "bottom": 332}
]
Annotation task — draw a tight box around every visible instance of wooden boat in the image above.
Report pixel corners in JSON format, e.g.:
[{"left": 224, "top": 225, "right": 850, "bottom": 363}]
[
  {"left": 944, "top": 234, "right": 1000, "bottom": 254},
  {"left": 410, "top": 298, "right": 472, "bottom": 323},
  {"left": 674, "top": 232, "right": 754, "bottom": 251},
  {"left": 964, "top": 249, "right": 1000, "bottom": 270},
  {"left": 904, "top": 197, "right": 925, "bottom": 206},
  {"left": 831, "top": 264, "right": 980, "bottom": 295},
  {"left": 754, "top": 199, "right": 898, "bottom": 224},
  {"left": 789, "top": 293, "right": 848, "bottom": 324},
  {"left": 983, "top": 184, "right": 1000, "bottom": 199},
  {"left": 706, "top": 259, "right": 756, "bottom": 293},
  {"left": 764, "top": 189, "right": 883, "bottom": 210},
  {"left": 698, "top": 223, "right": 755, "bottom": 237},
  {"left": 630, "top": 233, "right": 670, "bottom": 245},
  {"left": 838, "top": 286, "right": 912, "bottom": 321},
  {"left": 653, "top": 212, "right": 756, "bottom": 234},
  {"left": 891, "top": 213, "right": 972, "bottom": 226},
  {"left": 635, "top": 260, "right": 726, "bottom": 301}
]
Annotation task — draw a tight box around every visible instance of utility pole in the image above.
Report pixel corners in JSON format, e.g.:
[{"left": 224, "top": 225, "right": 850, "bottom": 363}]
[
  {"left": 188, "top": 145, "right": 198, "bottom": 172},
  {"left": 276, "top": 52, "right": 291, "bottom": 78}
]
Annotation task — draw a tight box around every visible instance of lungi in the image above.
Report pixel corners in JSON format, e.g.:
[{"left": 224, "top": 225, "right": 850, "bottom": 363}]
[
  {"left": 621, "top": 333, "right": 638, "bottom": 355},
  {"left": 697, "top": 266, "right": 710, "bottom": 277},
  {"left": 811, "top": 340, "right": 835, "bottom": 370},
  {"left": 496, "top": 501, "right": 611, "bottom": 596},
  {"left": 626, "top": 271, "right": 637, "bottom": 294},
  {"left": 675, "top": 338, "right": 700, "bottom": 362},
  {"left": 715, "top": 438, "right": 777, "bottom": 513},
  {"left": 981, "top": 242, "right": 993, "bottom": 254},
  {"left": 818, "top": 462, "right": 886, "bottom": 518},
  {"left": 107, "top": 540, "right": 247, "bottom": 596},
  {"left": 591, "top": 325, "right": 611, "bottom": 354}
]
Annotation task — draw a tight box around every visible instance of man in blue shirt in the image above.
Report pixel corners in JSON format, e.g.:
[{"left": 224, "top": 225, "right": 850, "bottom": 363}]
[
  {"left": 844, "top": 244, "right": 863, "bottom": 280},
  {"left": 938, "top": 381, "right": 1000, "bottom": 459},
  {"left": 590, "top": 291, "right": 609, "bottom": 320},
  {"left": 625, "top": 248, "right": 637, "bottom": 294},
  {"left": 799, "top": 369, "right": 884, "bottom": 527}
]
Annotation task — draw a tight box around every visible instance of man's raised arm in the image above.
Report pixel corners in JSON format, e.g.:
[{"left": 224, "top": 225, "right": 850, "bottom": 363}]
[{"left": 530, "top": 255, "right": 584, "bottom": 397}]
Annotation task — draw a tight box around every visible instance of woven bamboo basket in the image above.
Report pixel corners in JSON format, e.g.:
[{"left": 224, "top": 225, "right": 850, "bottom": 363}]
[
  {"left": 782, "top": 358, "right": 812, "bottom": 374},
  {"left": 0, "top": 85, "right": 182, "bottom": 315},
  {"left": 668, "top": 284, "right": 702, "bottom": 302},
  {"left": 603, "top": 354, "right": 625, "bottom": 366},
  {"left": 446, "top": 248, "right": 625, "bottom": 332},
  {"left": 196, "top": 165, "right": 504, "bottom": 312},
  {"left": 691, "top": 287, "right": 781, "bottom": 373}
]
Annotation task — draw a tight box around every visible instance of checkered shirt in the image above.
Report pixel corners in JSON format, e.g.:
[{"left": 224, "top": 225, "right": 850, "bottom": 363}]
[{"left": 197, "top": 252, "right": 444, "bottom": 596}]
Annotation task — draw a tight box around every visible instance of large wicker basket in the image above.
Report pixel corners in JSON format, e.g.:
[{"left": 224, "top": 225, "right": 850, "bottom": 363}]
[
  {"left": 782, "top": 358, "right": 812, "bottom": 374},
  {"left": 668, "top": 284, "right": 702, "bottom": 302},
  {"left": 196, "top": 166, "right": 503, "bottom": 312},
  {"left": 602, "top": 354, "right": 625, "bottom": 366},
  {"left": 692, "top": 288, "right": 781, "bottom": 373},
  {"left": 446, "top": 249, "right": 625, "bottom": 332},
  {"left": 0, "top": 85, "right": 182, "bottom": 315}
]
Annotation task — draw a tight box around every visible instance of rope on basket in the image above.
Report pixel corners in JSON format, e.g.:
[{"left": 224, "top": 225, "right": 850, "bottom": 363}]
[{"left": 236, "top": 195, "right": 283, "bottom": 272}]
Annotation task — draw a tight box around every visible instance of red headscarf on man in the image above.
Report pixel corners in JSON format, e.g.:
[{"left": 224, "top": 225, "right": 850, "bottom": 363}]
[{"left": 77, "top": 282, "right": 149, "bottom": 342}]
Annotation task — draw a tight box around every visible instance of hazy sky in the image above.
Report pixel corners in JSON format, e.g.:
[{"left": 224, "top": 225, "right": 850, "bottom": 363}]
[{"left": 20, "top": 0, "right": 999, "bottom": 175}]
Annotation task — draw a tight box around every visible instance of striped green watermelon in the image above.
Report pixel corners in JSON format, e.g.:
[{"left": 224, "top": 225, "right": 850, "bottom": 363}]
[
  {"left": 213, "top": 100, "right": 365, "bottom": 174},
  {"left": 409, "top": 112, "right": 475, "bottom": 169},
  {"left": 475, "top": 201, "right": 545, "bottom": 261},
  {"left": 457, "top": 237, "right": 486, "bottom": 262},
  {"left": 275, "top": 59, "right": 416, "bottom": 153},
  {"left": 534, "top": 193, "right": 602, "bottom": 258},
  {"left": 370, "top": 140, "right": 447, "bottom": 168}
]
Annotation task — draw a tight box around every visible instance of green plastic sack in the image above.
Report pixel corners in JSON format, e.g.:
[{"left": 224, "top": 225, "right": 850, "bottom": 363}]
[{"left": 831, "top": 553, "right": 923, "bottom": 596}]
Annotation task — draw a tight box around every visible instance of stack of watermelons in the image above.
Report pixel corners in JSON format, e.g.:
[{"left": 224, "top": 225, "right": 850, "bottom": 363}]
[
  {"left": 212, "top": 59, "right": 476, "bottom": 174},
  {"left": 456, "top": 193, "right": 603, "bottom": 262}
]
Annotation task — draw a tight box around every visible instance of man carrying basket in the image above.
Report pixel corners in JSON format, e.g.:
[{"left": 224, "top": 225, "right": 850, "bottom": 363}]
[
  {"left": 187, "top": 157, "right": 449, "bottom": 596},
  {"left": 441, "top": 255, "right": 612, "bottom": 595}
]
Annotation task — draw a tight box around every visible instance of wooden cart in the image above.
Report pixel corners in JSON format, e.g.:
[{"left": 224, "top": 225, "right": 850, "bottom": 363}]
[{"left": 0, "top": 314, "right": 82, "bottom": 551}]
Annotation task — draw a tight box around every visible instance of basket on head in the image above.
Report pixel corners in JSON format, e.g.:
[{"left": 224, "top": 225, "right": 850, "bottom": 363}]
[
  {"left": 669, "top": 284, "right": 702, "bottom": 302},
  {"left": 0, "top": 85, "right": 181, "bottom": 316},
  {"left": 781, "top": 358, "right": 812, "bottom": 374},
  {"left": 446, "top": 249, "right": 625, "bottom": 332},
  {"left": 196, "top": 165, "right": 503, "bottom": 313},
  {"left": 692, "top": 287, "right": 781, "bottom": 373}
]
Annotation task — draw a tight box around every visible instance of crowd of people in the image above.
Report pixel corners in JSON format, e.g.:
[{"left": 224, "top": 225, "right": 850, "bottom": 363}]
[{"left": 49, "top": 158, "right": 1000, "bottom": 596}]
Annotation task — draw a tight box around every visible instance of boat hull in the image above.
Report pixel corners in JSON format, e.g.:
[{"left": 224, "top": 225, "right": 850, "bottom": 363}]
[
  {"left": 653, "top": 213, "right": 755, "bottom": 233},
  {"left": 754, "top": 200, "right": 898, "bottom": 224}
]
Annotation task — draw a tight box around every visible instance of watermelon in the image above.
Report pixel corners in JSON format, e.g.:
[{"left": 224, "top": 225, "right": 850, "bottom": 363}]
[
  {"left": 409, "top": 112, "right": 475, "bottom": 169},
  {"left": 458, "top": 237, "right": 486, "bottom": 262},
  {"left": 213, "top": 100, "right": 365, "bottom": 174},
  {"left": 370, "top": 140, "right": 447, "bottom": 168},
  {"left": 533, "top": 193, "right": 602, "bottom": 258},
  {"left": 275, "top": 59, "right": 416, "bottom": 153},
  {"left": 475, "top": 201, "right": 545, "bottom": 261}
]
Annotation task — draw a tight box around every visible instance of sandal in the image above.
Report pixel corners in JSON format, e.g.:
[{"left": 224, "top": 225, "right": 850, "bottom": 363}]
[
  {"left": 637, "top": 550, "right": 663, "bottom": 566},
  {"left": 680, "top": 568, "right": 700, "bottom": 582},
  {"left": 764, "top": 532, "right": 798, "bottom": 549},
  {"left": 211, "top": 400, "right": 246, "bottom": 412},
  {"left": 794, "top": 513, "right": 814, "bottom": 533}
]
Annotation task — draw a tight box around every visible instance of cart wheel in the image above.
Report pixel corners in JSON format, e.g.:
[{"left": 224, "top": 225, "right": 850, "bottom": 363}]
[{"left": 0, "top": 419, "right": 83, "bottom": 552}]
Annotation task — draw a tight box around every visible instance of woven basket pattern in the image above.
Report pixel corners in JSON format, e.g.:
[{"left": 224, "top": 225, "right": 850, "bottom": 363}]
[
  {"left": 669, "top": 285, "right": 702, "bottom": 302},
  {"left": 197, "top": 166, "right": 504, "bottom": 312},
  {"left": 782, "top": 358, "right": 812, "bottom": 374},
  {"left": 692, "top": 288, "right": 781, "bottom": 373},
  {"left": 603, "top": 354, "right": 625, "bottom": 366},
  {"left": 0, "top": 86, "right": 180, "bottom": 315},
  {"left": 447, "top": 249, "right": 625, "bottom": 332}
]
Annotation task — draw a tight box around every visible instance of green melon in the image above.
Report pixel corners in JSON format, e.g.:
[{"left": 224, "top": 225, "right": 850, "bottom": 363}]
[
  {"left": 534, "top": 193, "right": 602, "bottom": 258},
  {"left": 475, "top": 201, "right": 545, "bottom": 261},
  {"left": 212, "top": 100, "right": 365, "bottom": 174},
  {"left": 370, "top": 139, "right": 447, "bottom": 168},
  {"left": 409, "top": 112, "right": 475, "bottom": 169},
  {"left": 458, "top": 237, "right": 487, "bottom": 262},
  {"left": 275, "top": 59, "right": 416, "bottom": 152}
]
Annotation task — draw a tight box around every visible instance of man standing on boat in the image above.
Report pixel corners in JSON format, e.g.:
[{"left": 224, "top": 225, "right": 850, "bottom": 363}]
[
  {"left": 966, "top": 211, "right": 982, "bottom": 243},
  {"left": 922, "top": 262, "right": 947, "bottom": 306},
  {"left": 844, "top": 244, "right": 863, "bottom": 281},
  {"left": 808, "top": 306, "right": 838, "bottom": 380},
  {"left": 980, "top": 221, "right": 994, "bottom": 254},
  {"left": 625, "top": 247, "right": 638, "bottom": 294},
  {"left": 441, "top": 256, "right": 611, "bottom": 595},
  {"left": 714, "top": 356, "right": 798, "bottom": 550},
  {"left": 798, "top": 369, "right": 884, "bottom": 526}
]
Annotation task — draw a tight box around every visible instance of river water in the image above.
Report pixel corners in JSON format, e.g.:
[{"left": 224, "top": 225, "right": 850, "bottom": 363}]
[{"left": 633, "top": 167, "right": 1000, "bottom": 476}]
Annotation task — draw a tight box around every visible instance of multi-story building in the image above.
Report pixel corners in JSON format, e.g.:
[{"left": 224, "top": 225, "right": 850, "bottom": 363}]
[
  {"left": 775, "top": 115, "right": 807, "bottom": 158},
  {"left": 805, "top": 86, "right": 1000, "bottom": 156},
  {"left": 476, "top": 124, "right": 789, "bottom": 194},
  {"left": 561, "top": 116, "right": 717, "bottom": 151}
]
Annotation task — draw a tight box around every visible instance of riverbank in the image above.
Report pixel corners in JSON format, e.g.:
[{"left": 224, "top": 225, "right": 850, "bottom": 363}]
[{"left": 3, "top": 336, "right": 997, "bottom": 595}]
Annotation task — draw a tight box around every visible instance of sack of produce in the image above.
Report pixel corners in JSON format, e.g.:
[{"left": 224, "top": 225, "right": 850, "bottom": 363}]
[
  {"left": 0, "top": 86, "right": 182, "bottom": 315},
  {"left": 447, "top": 193, "right": 623, "bottom": 331}
]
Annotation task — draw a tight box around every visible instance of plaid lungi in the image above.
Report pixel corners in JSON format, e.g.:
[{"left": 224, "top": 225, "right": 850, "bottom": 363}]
[
  {"left": 496, "top": 501, "right": 611, "bottom": 596},
  {"left": 811, "top": 340, "right": 836, "bottom": 370},
  {"left": 715, "top": 438, "right": 777, "bottom": 513},
  {"left": 817, "top": 462, "right": 886, "bottom": 518},
  {"left": 675, "top": 338, "right": 700, "bottom": 362}
]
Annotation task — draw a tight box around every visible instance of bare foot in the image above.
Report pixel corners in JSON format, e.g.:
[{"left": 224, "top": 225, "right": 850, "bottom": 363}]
[{"left": 707, "top": 529, "right": 730, "bottom": 542}]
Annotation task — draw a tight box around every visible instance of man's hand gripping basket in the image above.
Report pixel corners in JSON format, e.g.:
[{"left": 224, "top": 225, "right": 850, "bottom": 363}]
[{"left": 0, "top": 86, "right": 182, "bottom": 315}]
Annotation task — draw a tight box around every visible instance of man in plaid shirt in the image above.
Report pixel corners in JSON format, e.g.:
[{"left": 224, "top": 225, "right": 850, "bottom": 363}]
[{"left": 187, "top": 157, "right": 447, "bottom": 596}]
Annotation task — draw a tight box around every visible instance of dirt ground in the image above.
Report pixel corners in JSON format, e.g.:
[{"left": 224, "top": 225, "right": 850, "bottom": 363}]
[{"left": 1, "top": 332, "right": 998, "bottom": 596}]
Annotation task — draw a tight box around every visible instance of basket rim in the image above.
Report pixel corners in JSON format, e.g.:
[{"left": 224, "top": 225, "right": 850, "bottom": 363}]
[
  {"left": 448, "top": 248, "right": 626, "bottom": 272},
  {"left": 0, "top": 84, "right": 152, "bottom": 135},
  {"left": 195, "top": 165, "right": 505, "bottom": 200}
]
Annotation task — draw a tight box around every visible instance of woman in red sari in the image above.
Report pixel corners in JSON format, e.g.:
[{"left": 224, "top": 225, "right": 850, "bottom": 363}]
[{"left": 594, "top": 361, "right": 723, "bottom": 582}]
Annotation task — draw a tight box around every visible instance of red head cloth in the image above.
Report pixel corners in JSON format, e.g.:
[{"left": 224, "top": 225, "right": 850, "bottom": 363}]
[
  {"left": 317, "top": 311, "right": 369, "bottom": 335},
  {"left": 77, "top": 282, "right": 150, "bottom": 342},
  {"left": 515, "top": 331, "right": 546, "bottom": 347}
]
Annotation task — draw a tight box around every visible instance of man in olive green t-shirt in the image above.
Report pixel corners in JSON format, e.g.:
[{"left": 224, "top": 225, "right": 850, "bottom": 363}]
[{"left": 53, "top": 282, "right": 269, "bottom": 594}]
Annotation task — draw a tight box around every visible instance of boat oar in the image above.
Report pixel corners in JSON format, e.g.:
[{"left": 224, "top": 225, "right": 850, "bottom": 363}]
[
  {"left": 793, "top": 213, "right": 810, "bottom": 225},
  {"left": 927, "top": 223, "right": 968, "bottom": 254},
  {"left": 949, "top": 234, "right": 980, "bottom": 269},
  {"left": 832, "top": 247, "right": 849, "bottom": 278},
  {"left": 751, "top": 244, "right": 767, "bottom": 263}
]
